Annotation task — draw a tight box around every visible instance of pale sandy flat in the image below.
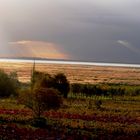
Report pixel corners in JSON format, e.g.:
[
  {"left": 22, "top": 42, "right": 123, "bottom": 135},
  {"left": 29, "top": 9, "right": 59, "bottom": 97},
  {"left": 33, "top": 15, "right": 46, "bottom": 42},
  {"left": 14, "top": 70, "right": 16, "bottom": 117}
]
[{"left": 0, "top": 61, "right": 140, "bottom": 85}]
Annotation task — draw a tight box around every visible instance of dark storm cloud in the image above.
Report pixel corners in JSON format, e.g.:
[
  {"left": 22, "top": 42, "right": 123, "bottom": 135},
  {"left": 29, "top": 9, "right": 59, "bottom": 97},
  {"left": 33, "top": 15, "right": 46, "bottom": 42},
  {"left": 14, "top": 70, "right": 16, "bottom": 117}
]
[{"left": 1, "top": 0, "right": 140, "bottom": 63}]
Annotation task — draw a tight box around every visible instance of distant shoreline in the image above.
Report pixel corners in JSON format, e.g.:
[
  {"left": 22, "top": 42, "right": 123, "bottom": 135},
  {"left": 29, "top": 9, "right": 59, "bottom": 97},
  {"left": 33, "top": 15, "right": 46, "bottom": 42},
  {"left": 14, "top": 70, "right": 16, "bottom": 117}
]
[{"left": 0, "top": 58, "right": 140, "bottom": 68}]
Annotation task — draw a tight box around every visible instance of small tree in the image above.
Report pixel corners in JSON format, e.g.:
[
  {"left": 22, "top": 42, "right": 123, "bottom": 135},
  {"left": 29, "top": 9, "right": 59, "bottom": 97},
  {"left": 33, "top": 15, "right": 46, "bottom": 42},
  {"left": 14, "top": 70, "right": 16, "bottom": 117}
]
[
  {"left": 32, "top": 87, "right": 62, "bottom": 118},
  {"left": 19, "top": 86, "right": 62, "bottom": 118},
  {"left": 53, "top": 73, "right": 70, "bottom": 98}
]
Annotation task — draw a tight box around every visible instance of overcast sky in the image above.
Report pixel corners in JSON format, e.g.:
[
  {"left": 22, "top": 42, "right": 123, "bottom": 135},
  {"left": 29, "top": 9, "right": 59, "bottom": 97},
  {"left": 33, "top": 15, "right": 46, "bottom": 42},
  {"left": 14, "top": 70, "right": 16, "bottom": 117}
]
[{"left": 0, "top": 0, "right": 140, "bottom": 63}]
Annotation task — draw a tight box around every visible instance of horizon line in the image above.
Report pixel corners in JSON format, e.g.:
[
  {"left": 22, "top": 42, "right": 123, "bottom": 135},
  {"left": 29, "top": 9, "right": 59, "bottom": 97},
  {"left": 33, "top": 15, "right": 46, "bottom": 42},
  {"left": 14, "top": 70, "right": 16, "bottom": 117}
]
[{"left": 0, "top": 58, "right": 140, "bottom": 68}]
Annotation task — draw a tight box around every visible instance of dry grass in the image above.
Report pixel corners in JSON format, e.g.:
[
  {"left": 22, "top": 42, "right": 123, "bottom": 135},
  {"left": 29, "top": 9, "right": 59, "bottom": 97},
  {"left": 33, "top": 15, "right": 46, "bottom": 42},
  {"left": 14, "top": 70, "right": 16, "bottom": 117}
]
[{"left": 1, "top": 61, "right": 140, "bottom": 85}]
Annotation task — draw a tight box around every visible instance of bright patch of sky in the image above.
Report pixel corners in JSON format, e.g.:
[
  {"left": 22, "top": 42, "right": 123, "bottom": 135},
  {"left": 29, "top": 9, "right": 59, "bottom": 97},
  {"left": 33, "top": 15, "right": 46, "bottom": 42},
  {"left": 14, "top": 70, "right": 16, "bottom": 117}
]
[{"left": 0, "top": 0, "right": 140, "bottom": 63}]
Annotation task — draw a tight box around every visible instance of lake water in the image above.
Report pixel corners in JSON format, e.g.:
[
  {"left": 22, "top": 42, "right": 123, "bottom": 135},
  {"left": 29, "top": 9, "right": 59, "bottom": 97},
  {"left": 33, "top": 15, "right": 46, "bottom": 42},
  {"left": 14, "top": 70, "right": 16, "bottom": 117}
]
[{"left": 0, "top": 58, "right": 140, "bottom": 68}]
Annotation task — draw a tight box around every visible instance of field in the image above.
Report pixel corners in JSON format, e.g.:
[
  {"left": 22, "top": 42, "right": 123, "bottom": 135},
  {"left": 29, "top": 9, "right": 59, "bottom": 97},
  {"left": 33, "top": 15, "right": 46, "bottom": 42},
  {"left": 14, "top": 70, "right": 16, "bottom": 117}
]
[
  {"left": 0, "top": 96, "right": 139, "bottom": 139},
  {"left": 1, "top": 61, "right": 140, "bottom": 85},
  {"left": 0, "top": 61, "right": 140, "bottom": 139}
]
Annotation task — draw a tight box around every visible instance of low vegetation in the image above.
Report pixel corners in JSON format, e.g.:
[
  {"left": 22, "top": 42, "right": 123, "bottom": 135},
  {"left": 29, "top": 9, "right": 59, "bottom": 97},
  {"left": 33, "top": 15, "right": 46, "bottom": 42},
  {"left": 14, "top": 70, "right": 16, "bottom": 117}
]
[
  {"left": 0, "top": 70, "right": 19, "bottom": 97},
  {"left": 0, "top": 68, "right": 139, "bottom": 139}
]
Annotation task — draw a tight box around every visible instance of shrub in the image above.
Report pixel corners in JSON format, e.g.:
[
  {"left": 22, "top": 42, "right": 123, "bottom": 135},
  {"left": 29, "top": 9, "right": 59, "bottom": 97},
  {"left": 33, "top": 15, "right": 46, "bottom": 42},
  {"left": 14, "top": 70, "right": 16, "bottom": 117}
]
[
  {"left": 18, "top": 89, "right": 33, "bottom": 109},
  {"left": 0, "top": 69, "right": 19, "bottom": 97},
  {"left": 31, "top": 71, "right": 70, "bottom": 98},
  {"left": 32, "top": 71, "right": 54, "bottom": 88},
  {"left": 33, "top": 87, "right": 62, "bottom": 117},
  {"left": 71, "top": 83, "right": 82, "bottom": 94},
  {"left": 133, "top": 88, "right": 140, "bottom": 96},
  {"left": 95, "top": 100, "right": 102, "bottom": 110},
  {"left": 19, "top": 86, "right": 62, "bottom": 118},
  {"left": 53, "top": 73, "right": 70, "bottom": 98}
]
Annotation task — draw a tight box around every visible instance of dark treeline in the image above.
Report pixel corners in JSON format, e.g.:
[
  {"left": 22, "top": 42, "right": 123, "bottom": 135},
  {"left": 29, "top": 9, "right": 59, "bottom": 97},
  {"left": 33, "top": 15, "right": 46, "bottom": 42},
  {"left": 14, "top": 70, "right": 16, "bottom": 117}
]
[{"left": 71, "top": 83, "right": 140, "bottom": 97}]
